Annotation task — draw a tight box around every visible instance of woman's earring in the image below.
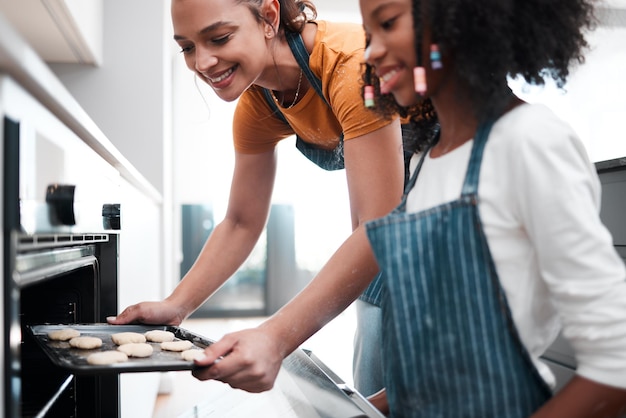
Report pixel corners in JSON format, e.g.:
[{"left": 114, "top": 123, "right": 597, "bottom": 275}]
[
  {"left": 413, "top": 67, "right": 427, "bottom": 95},
  {"left": 430, "top": 44, "right": 442, "bottom": 70},
  {"left": 364, "top": 85, "right": 375, "bottom": 108},
  {"left": 364, "top": 46, "right": 372, "bottom": 62}
]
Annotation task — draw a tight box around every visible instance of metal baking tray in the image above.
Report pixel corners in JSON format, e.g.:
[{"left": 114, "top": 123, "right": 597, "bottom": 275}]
[{"left": 27, "top": 323, "right": 214, "bottom": 374}]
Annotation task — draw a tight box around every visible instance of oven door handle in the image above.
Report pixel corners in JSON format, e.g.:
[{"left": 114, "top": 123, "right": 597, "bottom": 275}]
[{"left": 14, "top": 255, "right": 98, "bottom": 288}]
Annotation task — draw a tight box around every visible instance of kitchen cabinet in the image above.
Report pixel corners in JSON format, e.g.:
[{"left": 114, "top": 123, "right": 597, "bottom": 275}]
[{"left": 0, "top": 0, "right": 103, "bottom": 65}]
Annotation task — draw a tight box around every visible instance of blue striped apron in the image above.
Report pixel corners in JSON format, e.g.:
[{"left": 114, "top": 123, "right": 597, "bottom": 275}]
[
  {"left": 365, "top": 121, "right": 552, "bottom": 417},
  {"left": 261, "top": 30, "right": 345, "bottom": 171}
]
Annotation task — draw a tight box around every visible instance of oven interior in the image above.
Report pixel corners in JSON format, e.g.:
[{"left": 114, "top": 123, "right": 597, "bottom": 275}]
[
  {"left": 20, "top": 260, "right": 95, "bottom": 417},
  {"left": 9, "top": 235, "right": 120, "bottom": 418}
]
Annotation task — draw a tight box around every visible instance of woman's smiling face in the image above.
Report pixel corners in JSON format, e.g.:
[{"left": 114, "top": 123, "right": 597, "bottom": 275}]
[
  {"left": 360, "top": 0, "right": 418, "bottom": 107},
  {"left": 172, "top": 0, "right": 273, "bottom": 102}
]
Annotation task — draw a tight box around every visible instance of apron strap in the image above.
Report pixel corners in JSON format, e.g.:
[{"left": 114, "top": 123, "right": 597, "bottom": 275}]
[
  {"left": 285, "top": 31, "right": 329, "bottom": 104},
  {"left": 261, "top": 30, "right": 345, "bottom": 171},
  {"left": 262, "top": 31, "right": 330, "bottom": 123},
  {"left": 461, "top": 120, "right": 496, "bottom": 197}
]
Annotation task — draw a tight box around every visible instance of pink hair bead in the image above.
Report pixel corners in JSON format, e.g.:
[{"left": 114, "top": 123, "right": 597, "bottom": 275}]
[
  {"left": 364, "top": 85, "right": 375, "bottom": 108},
  {"left": 413, "top": 67, "right": 427, "bottom": 94}
]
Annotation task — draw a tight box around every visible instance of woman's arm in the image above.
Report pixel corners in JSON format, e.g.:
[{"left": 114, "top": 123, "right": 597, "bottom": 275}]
[
  {"left": 109, "top": 149, "right": 277, "bottom": 325},
  {"left": 531, "top": 376, "right": 626, "bottom": 418},
  {"left": 193, "top": 119, "right": 405, "bottom": 392}
]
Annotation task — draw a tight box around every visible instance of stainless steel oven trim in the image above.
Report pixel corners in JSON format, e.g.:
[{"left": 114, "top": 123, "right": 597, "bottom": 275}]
[{"left": 15, "top": 253, "right": 98, "bottom": 289}]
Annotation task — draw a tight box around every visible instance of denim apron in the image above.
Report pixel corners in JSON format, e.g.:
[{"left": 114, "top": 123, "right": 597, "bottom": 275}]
[
  {"left": 365, "top": 121, "right": 552, "bottom": 417},
  {"left": 262, "top": 30, "right": 345, "bottom": 171},
  {"left": 261, "top": 30, "right": 385, "bottom": 306}
]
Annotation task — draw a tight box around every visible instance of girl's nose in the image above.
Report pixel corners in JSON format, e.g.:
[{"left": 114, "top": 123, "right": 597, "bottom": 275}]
[
  {"left": 194, "top": 46, "right": 218, "bottom": 74},
  {"left": 364, "top": 38, "right": 384, "bottom": 66}
]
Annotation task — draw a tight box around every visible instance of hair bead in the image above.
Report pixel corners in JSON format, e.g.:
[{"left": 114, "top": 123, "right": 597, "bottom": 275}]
[
  {"left": 414, "top": 67, "right": 427, "bottom": 95},
  {"left": 364, "top": 85, "right": 375, "bottom": 107},
  {"left": 430, "top": 44, "right": 442, "bottom": 70}
]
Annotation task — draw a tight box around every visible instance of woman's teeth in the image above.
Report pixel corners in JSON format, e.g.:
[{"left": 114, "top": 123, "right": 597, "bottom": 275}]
[
  {"left": 380, "top": 69, "right": 398, "bottom": 84},
  {"left": 379, "top": 69, "right": 399, "bottom": 94},
  {"left": 210, "top": 67, "right": 234, "bottom": 83}
]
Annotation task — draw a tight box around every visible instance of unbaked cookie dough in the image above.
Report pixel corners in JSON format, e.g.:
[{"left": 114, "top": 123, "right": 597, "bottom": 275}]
[
  {"left": 69, "top": 336, "right": 103, "bottom": 350},
  {"left": 117, "top": 343, "right": 154, "bottom": 358},
  {"left": 87, "top": 350, "right": 128, "bottom": 365},
  {"left": 111, "top": 332, "right": 146, "bottom": 345},
  {"left": 144, "top": 330, "right": 175, "bottom": 343},
  {"left": 48, "top": 328, "right": 80, "bottom": 341},
  {"left": 181, "top": 349, "right": 205, "bottom": 361},
  {"left": 160, "top": 340, "right": 193, "bottom": 352}
]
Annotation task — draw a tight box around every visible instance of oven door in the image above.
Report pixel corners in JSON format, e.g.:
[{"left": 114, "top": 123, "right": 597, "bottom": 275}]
[
  {"left": 7, "top": 232, "right": 120, "bottom": 418},
  {"left": 7, "top": 234, "right": 119, "bottom": 417}
]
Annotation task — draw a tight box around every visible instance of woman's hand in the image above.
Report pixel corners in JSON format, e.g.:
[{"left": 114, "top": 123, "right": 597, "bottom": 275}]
[
  {"left": 191, "top": 327, "right": 284, "bottom": 393},
  {"left": 106, "top": 298, "right": 187, "bottom": 326}
]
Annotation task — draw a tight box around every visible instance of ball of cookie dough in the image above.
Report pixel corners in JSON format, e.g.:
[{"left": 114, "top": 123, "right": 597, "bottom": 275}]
[
  {"left": 48, "top": 328, "right": 80, "bottom": 341},
  {"left": 144, "top": 330, "right": 175, "bottom": 343},
  {"left": 161, "top": 340, "right": 193, "bottom": 352},
  {"left": 181, "top": 349, "right": 205, "bottom": 361},
  {"left": 111, "top": 332, "right": 146, "bottom": 345},
  {"left": 69, "top": 336, "right": 103, "bottom": 350},
  {"left": 87, "top": 350, "right": 129, "bottom": 365},
  {"left": 117, "top": 343, "right": 154, "bottom": 358}
]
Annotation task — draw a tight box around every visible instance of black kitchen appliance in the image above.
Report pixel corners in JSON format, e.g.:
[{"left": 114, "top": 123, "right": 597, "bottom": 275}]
[{"left": 2, "top": 75, "right": 122, "bottom": 418}]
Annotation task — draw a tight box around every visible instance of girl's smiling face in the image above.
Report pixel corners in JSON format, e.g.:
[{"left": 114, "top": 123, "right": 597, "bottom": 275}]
[
  {"left": 172, "top": 0, "right": 275, "bottom": 102},
  {"left": 360, "top": 0, "right": 418, "bottom": 107}
]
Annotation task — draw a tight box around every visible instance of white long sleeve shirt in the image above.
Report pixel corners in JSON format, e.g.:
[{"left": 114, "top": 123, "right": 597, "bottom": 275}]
[{"left": 405, "top": 103, "right": 626, "bottom": 389}]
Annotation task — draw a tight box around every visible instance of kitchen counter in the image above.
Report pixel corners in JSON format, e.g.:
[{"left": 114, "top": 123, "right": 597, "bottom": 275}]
[
  {"left": 596, "top": 156, "right": 626, "bottom": 172},
  {"left": 0, "top": 12, "right": 160, "bottom": 204}
]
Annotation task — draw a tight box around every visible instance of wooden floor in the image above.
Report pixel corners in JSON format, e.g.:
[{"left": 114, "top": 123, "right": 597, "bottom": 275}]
[{"left": 152, "top": 305, "right": 356, "bottom": 418}]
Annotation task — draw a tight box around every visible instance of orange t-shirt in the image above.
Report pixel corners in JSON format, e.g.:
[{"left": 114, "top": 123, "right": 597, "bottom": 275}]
[{"left": 233, "top": 21, "right": 394, "bottom": 154}]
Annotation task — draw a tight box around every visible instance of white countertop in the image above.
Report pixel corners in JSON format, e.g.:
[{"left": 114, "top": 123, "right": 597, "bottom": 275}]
[{"left": 0, "top": 12, "right": 161, "bottom": 204}]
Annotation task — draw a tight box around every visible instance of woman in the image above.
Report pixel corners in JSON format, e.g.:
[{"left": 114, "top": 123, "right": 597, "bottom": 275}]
[
  {"left": 108, "top": 0, "right": 404, "bottom": 396},
  {"left": 359, "top": 0, "right": 626, "bottom": 416}
]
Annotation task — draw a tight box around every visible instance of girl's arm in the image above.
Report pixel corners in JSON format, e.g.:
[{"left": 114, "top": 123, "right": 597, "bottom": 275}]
[{"left": 532, "top": 376, "right": 626, "bottom": 418}]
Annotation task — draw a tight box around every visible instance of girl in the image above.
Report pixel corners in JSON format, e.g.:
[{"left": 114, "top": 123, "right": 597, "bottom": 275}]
[
  {"left": 359, "top": 0, "right": 626, "bottom": 416},
  {"left": 109, "top": 0, "right": 404, "bottom": 396}
]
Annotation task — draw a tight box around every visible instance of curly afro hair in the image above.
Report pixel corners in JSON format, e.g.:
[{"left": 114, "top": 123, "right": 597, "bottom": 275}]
[{"left": 362, "top": 0, "right": 598, "bottom": 154}]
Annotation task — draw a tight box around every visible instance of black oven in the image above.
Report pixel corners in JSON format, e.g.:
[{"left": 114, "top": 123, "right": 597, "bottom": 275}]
[
  {"left": 2, "top": 76, "right": 122, "bottom": 417},
  {"left": 8, "top": 233, "right": 119, "bottom": 418}
]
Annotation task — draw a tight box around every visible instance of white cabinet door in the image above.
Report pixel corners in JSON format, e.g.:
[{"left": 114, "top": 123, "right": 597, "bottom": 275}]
[{"left": 0, "top": 0, "right": 103, "bottom": 64}]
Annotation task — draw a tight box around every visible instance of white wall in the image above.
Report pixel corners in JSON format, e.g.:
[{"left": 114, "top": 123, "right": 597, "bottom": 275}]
[
  {"left": 51, "top": 0, "right": 172, "bottom": 194},
  {"left": 50, "top": 0, "right": 178, "bottom": 292},
  {"left": 510, "top": 10, "right": 626, "bottom": 163}
]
